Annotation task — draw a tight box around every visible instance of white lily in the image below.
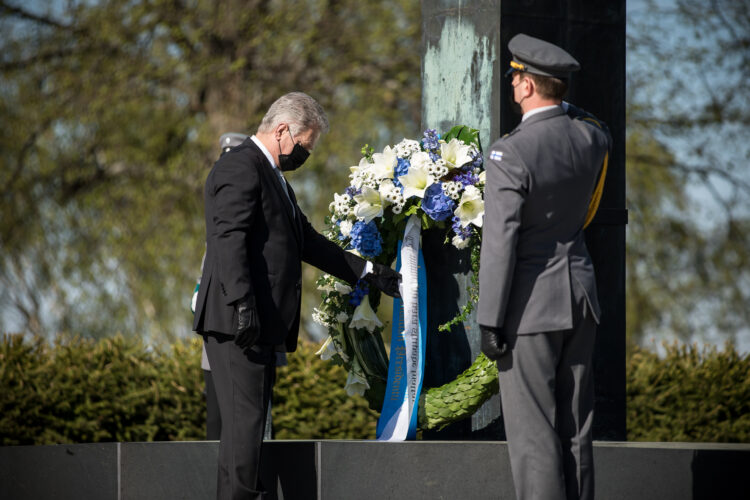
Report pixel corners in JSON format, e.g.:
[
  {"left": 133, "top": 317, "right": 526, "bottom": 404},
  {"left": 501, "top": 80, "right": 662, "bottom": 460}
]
[
  {"left": 334, "top": 282, "right": 353, "bottom": 294},
  {"left": 315, "top": 335, "right": 337, "bottom": 361},
  {"left": 452, "top": 234, "right": 471, "bottom": 249},
  {"left": 353, "top": 186, "right": 384, "bottom": 223},
  {"left": 349, "top": 295, "right": 383, "bottom": 333},
  {"left": 369, "top": 146, "right": 397, "bottom": 179},
  {"left": 441, "top": 138, "right": 474, "bottom": 170},
  {"left": 478, "top": 170, "right": 486, "bottom": 185},
  {"left": 454, "top": 185, "right": 485, "bottom": 227},
  {"left": 398, "top": 161, "right": 434, "bottom": 199},
  {"left": 345, "top": 357, "right": 370, "bottom": 397}
]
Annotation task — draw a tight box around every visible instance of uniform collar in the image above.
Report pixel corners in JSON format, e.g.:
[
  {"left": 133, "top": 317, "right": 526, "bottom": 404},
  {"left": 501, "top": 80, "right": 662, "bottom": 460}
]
[{"left": 522, "top": 104, "right": 561, "bottom": 122}]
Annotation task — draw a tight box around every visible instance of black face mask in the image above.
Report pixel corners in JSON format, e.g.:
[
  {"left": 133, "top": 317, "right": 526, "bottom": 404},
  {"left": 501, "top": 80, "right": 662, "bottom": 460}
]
[{"left": 278, "top": 131, "right": 310, "bottom": 172}]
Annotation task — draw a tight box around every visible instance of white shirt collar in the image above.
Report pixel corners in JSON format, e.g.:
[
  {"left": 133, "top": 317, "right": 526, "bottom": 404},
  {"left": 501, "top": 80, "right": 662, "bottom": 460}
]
[
  {"left": 522, "top": 104, "right": 563, "bottom": 122},
  {"left": 251, "top": 135, "right": 278, "bottom": 169}
]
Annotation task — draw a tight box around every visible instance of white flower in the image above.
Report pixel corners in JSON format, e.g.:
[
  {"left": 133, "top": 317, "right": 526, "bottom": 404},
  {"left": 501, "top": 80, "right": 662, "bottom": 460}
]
[
  {"left": 334, "top": 282, "right": 353, "bottom": 294},
  {"left": 478, "top": 170, "right": 486, "bottom": 185},
  {"left": 350, "top": 158, "right": 377, "bottom": 189},
  {"left": 454, "top": 185, "right": 485, "bottom": 227},
  {"left": 336, "top": 311, "right": 350, "bottom": 323},
  {"left": 345, "top": 357, "right": 370, "bottom": 397},
  {"left": 441, "top": 138, "right": 474, "bottom": 170},
  {"left": 394, "top": 138, "right": 421, "bottom": 158},
  {"left": 349, "top": 295, "right": 383, "bottom": 333},
  {"left": 369, "top": 146, "right": 397, "bottom": 179},
  {"left": 442, "top": 180, "right": 462, "bottom": 200},
  {"left": 379, "top": 181, "right": 404, "bottom": 206},
  {"left": 398, "top": 161, "right": 434, "bottom": 199},
  {"left": 452, "top": 234, "right": 471, "bottom": 249},
  {"left": 312, "top": 307, "right": 333, "bottom": 327},
  {"left": 317, "top": 275, "right": 335, "bottom": 292},
  {"left": 391, "top": 203, "right": 403, "bottom": 214},
  {"left": 353, "top": 186, "right": 384, "bottom": 223},
  {"left": 426, "top": 158, "right": 449, "bottom": 179},
  {"left": 409, "top": 151, "right": 434, "bottom": 171},
  {"left": 340, "top": 219, "right": 353, "bottom": 238},
  {"left": 315, "top": 336, "right": 337, "bottom": 361},
  {"left": 329, "top": 192, "right": 352, "bottom": 217}
]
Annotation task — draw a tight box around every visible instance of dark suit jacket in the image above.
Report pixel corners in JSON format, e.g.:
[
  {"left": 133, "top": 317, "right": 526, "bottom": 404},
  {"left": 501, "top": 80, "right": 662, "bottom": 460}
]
[
  {"left": 193, "top": 138, "right": 365, "bottom": 352},
  {"left": 478, "top": 106, "right": 610, "bottom": 335}
]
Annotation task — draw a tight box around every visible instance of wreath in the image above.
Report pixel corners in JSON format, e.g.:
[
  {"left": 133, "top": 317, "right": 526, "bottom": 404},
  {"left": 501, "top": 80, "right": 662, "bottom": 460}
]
[{"left": 313, "top": 126, "right": 498, "bottom": 431}]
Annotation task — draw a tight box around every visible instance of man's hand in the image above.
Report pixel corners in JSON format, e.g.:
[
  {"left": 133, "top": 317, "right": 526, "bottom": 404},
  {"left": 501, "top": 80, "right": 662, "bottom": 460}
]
[
  {"left": 365, "top": 263, "right": 402, "bottom": 299},
  {"left": 234, "top": 296, "right": 260, "bottom": 349},
  {"left": 480, "top": 325, "right": 509, "bottom": 361}
]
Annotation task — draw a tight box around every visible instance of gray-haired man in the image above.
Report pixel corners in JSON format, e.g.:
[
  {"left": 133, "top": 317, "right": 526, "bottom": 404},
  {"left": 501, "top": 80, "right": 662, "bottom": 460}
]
[
  {"left": 478, "top": 35, "right": 610, "bottom": 500},
  {"left": 193, "top": 92, "right": 401, "bottom": 499}
]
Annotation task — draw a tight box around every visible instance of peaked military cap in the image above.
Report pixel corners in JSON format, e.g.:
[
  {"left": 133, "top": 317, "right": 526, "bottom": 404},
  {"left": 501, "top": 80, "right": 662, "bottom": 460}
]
[
  {"left": 219, "top": 132, "right": 250, "bottom": 155},
  {"left": 506, "top": 33, "right": 580, "bottom": 78}
]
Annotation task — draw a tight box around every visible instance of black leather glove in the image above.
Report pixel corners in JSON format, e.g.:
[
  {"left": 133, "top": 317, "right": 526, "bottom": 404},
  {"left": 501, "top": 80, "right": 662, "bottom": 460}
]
[
  {"left": 480, "top": 325, "right": 509, "bottom": 361},
  {"left": 234, "top": 296, "right": 260, "bottom": 349},
  {"left": 365, "top": 263, "right": 402, "bottom": 299}
]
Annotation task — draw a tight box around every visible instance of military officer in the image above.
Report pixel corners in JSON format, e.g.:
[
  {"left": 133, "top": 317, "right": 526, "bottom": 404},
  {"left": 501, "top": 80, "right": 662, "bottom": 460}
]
[{"left": 478, "top": 34, "right": 611, "bottom": 500}]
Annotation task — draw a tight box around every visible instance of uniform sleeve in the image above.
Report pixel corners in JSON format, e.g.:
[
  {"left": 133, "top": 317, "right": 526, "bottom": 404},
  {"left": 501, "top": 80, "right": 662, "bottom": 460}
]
[
  {"left": 477, "top": 142, "right": 529, "bottom": 328},
  {"left": 212, "top": 157, "right": 260, "bottom": 305},
  {"left": 299, "top": 210, "right": 366, "bottom": 285}
]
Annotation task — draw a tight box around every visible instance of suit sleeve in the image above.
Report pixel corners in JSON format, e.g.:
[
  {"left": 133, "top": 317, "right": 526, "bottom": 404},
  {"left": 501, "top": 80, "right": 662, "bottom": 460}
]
[
  {"left": 477, "top": 143, "right": 529, "bottom": 329},
  {"left": 212, "top": 156, "right": 260, "bottom": 305},
  {"left": 298, "top": 211, "right": 366, "bottom": 285}
]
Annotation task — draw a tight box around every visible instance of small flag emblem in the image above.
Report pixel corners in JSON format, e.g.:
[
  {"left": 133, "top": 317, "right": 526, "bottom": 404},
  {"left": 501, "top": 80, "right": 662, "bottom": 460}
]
[{"left": 490, "top": 150, "right": 504, "bottom": 161}]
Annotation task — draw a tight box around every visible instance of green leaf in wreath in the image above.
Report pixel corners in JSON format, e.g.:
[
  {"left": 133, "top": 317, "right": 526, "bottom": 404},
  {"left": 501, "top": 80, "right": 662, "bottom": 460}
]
[{"left": 443, "top": 125, "right": 482, "bottom": 152}]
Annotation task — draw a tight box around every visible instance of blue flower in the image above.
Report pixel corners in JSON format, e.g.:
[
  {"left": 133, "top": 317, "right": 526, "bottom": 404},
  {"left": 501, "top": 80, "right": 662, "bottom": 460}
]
[
  {"left": 393, "top": 158, "right": 410, "bottom": 189},
  {"left": 451, "top": 215, "right": 472, "bottom": 239},
  {"left": 454, "top": 169, "right": 480, "bottom": 187},
  {"left": 349, "top": 220, "right": 383, "bottom": 258},
  {"left": 349, "top": 280, "right": 370, "bottom": 307},
  {"left": 345, "top": 185, "right": 361, "bottom": 197},
  {"left": 422, "top": 128, "right": 440, "bottom": 151},
  {"left": 422, "top": 183, "right": 456, "bottom": 221},
  {"left": 471, "top": 149, "right": 483, "bottom": 169}
]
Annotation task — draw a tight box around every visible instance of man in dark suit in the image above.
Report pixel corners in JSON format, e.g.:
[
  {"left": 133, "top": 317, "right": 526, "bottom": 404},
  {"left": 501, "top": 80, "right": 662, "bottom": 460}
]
[
  {"left": 193, "top": 92, "right": 401, "bottom": 500},
  {"left": 478, "top": 35, "right": 610, "bottom": 500}
]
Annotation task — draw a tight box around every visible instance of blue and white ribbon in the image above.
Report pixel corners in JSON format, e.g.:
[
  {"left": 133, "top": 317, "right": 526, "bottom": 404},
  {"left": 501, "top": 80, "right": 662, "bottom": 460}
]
[{"left": 376, "top": 215, "right": 427, "bottom": 441}]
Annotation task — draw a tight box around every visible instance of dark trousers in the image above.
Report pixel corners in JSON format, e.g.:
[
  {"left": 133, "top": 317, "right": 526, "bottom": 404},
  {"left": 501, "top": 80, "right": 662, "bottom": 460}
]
[
  {"left": 204, "top": 333, "right": 276, "bottom": 500},
  {"left": 203, "top": 370, "right": 222, "bottom": 440},
  {"left": 497, "top": 282, "right": 596, "bottom": 500}
]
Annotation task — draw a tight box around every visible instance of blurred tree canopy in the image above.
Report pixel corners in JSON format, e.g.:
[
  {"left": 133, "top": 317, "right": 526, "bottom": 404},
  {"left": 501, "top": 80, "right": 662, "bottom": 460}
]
[
  {"left": 1, "top": 0, "right": 748, "bottom": 353},
  {"left": 0, "top": 0, "right": 421, "bottom": 340},
  {"left": 625, "top": 0, "right": 750, "bottom": 349}
]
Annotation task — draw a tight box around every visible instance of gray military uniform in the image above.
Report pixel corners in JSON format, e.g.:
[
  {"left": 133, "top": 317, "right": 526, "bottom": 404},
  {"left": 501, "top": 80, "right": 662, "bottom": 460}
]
[{"left": 478, "top": 34, "right": 610, "bottom": 500}]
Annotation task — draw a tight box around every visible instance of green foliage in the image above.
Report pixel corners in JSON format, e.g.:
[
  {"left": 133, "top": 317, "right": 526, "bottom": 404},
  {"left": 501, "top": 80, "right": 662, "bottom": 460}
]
[
  {"left": 3, "top": 334, "right": 750, "bottom": 443},
  {"left": 272, "top": 340, "right": 378, "bottom": 439},
  {"left": 418, "top": 352, "right": 498, "bottom": 431},
  {"left": 0, "top": 334, "right": 378, "bottom": 444},
  {"left": 0, "top": 333, "right": 205, "bottom": 444},
  {"left": 443, "top": 125, "right": 482, "bottom": 152},
  {"left": 627, "top": 342, "right": 750, "bottom": 443},
  {"left": 626, "top": 0, "right": 750, "bottom": 348},
  {"left": 0, "top": 0, "right": 421, "bottom": 341}
]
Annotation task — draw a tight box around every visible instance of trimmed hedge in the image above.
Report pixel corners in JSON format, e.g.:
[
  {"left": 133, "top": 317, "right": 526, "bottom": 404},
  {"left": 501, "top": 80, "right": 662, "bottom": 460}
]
[
  {"left": 0, "top": 333, "right": 377, "bottom": 445},
  {"left": 0, "top": 334, "right": 206, "bottom": 444},
  {"left": 627, "top": 342, "right": 750, "bottom": 443},
  {"left": 2, "top": 334, "right": 748, "bottom": 444}
]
